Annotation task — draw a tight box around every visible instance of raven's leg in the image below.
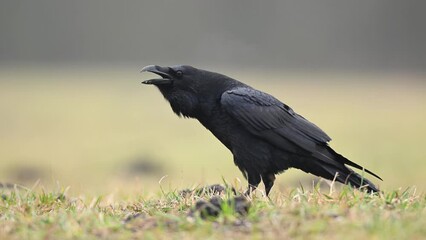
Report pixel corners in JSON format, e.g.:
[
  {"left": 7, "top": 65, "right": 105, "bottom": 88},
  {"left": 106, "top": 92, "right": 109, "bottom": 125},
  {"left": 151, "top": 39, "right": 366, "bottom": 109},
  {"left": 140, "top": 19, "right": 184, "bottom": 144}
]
[
  {"left": 244, "top": 172, "right": 261, "bottom": 196},
  {"left": 261, "top": 173, "right": 276, "bottom": 196}
]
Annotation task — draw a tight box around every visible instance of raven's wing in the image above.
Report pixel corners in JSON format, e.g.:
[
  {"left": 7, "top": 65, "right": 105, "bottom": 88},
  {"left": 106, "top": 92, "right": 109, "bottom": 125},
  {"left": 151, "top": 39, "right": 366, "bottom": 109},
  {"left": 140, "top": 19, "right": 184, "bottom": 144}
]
[
  {"left": 221, "top": 87, "right": 331, "bottom": 147},
  {"left": 221, "top": 87, "right": 381, "bottom": 180}
]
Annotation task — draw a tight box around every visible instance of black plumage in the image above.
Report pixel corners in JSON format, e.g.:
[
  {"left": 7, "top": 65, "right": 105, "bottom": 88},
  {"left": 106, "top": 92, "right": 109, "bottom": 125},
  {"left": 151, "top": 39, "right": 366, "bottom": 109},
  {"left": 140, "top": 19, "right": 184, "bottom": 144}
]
[{"left": 142, "top": 65, "right": 381, "bottom": 195}]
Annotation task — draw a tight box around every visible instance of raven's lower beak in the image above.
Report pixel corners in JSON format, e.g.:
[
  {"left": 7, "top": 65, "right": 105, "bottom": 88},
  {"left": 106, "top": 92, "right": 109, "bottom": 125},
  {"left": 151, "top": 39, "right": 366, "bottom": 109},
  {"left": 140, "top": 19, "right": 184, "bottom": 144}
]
[{"left": 141, "top": 65, "right": 173, "bottom": 85}]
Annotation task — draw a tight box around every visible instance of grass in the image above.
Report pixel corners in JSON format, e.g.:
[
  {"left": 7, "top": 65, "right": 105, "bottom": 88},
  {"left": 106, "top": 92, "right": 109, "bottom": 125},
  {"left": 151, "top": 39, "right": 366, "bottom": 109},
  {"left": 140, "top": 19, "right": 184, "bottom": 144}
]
[
  {"left": 1, "top": 183, "right": 425, "bottom": 239},
  {"left": 0, "top": 66, "right": 425, "bottom": 238}
]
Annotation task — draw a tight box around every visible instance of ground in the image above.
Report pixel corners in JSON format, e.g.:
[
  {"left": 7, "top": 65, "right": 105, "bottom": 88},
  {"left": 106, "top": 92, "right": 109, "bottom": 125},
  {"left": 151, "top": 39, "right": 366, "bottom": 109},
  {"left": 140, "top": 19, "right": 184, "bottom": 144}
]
[{"left": 1, "top": 183, "right": 425, "bottom": 239}]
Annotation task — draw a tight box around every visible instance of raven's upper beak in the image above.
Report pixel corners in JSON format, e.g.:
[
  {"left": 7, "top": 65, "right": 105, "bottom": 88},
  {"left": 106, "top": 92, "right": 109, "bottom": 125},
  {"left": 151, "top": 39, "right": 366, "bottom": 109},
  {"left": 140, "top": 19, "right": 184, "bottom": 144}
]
[{"left": 141, "top": 65, "right": 173, "bottom": 85}]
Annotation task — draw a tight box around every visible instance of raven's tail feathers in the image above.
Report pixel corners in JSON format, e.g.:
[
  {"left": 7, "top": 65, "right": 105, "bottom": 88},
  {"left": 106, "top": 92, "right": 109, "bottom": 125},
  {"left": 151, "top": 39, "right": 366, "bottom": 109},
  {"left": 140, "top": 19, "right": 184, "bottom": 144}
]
[
  {"left": 320, "top": 163, "right": 380, "bottom": 192},
  {"left": 292, "top": 157, "right": 380, "bottom": 193},
  {"left": 325, "top": 146, "right": 382, "bottom": 181}
]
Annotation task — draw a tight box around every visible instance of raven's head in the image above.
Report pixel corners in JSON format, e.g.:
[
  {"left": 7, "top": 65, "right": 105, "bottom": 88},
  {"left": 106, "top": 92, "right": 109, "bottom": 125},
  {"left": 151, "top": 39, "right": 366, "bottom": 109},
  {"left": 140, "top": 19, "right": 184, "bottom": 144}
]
[{"left": 142, "top": 65, "right": 236, "bottom": 118}]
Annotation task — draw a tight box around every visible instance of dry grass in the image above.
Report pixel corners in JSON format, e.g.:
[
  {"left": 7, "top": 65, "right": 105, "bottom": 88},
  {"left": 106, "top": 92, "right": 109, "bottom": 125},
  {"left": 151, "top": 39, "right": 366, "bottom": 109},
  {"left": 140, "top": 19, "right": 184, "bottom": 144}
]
[{"left": 1, "top": 182, "right": 425, "bottom": 239}]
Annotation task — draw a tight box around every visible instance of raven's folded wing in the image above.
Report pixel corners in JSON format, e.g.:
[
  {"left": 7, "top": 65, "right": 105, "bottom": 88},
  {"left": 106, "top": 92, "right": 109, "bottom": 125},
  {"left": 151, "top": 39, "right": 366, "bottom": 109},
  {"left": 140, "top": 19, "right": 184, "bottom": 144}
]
[{"left": 221, "top": 87, "right": 331, "bottom": 147}]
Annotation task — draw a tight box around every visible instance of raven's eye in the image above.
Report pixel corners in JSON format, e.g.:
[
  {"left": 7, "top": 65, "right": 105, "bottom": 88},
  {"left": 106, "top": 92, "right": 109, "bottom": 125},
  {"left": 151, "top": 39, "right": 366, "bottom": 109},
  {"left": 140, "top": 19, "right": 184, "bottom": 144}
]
[{"left": 176, "top": 70, "right": 183, "bottom": 78}]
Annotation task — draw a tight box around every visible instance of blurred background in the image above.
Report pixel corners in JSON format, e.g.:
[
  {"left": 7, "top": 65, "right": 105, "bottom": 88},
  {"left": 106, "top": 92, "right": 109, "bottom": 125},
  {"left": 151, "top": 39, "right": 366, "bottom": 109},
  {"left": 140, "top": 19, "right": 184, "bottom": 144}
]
[{"left": 1, "top": 0, "right": 425, "bottom": 197}]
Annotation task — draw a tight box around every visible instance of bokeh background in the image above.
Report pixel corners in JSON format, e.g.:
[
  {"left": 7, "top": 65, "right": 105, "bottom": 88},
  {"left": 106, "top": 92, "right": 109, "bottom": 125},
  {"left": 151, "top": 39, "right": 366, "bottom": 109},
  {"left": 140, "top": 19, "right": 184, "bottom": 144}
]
[{"left": 1, "top": 0, "right": 425, "bottom": 196}]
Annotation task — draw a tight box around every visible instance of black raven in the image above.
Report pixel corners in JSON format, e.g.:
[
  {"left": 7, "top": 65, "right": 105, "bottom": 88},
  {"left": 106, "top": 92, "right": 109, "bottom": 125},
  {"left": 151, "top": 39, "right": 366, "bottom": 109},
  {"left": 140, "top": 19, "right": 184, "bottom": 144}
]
[{"left": 141, "top": 65, "right": 381, "bottom": 195}]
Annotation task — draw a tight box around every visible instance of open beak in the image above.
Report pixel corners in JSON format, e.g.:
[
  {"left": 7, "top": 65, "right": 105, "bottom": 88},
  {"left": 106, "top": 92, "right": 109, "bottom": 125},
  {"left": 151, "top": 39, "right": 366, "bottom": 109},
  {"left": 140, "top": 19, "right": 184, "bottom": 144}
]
[{"left": 141, "top": 65, "right": 173, "bottom": 85}]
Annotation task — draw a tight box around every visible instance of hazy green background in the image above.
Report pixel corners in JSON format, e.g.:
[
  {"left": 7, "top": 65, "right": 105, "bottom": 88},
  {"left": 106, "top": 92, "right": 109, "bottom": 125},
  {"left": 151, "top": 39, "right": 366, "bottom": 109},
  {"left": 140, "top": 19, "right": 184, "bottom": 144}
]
[{"left": 1, "top": 1, "right": 425, "bottom": 196}]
